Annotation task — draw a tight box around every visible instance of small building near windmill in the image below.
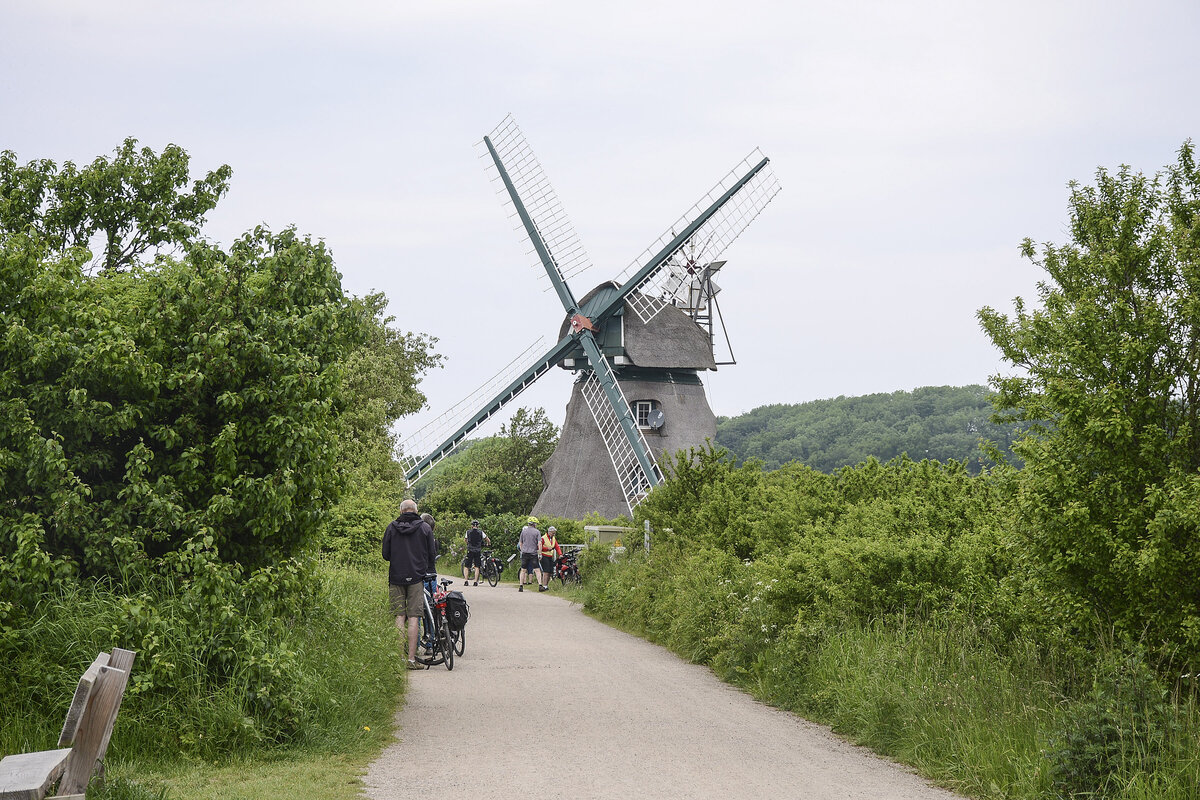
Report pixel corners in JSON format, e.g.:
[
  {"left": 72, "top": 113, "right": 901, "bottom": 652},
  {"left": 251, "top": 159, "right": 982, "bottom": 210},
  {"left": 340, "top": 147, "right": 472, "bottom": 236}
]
[{"left": 532, "top": 283, "right": 718, "bottom": 520}]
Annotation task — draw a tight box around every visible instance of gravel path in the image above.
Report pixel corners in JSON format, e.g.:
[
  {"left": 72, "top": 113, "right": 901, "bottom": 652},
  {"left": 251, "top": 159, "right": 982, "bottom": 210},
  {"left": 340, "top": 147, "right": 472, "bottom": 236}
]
[{"left": 362, "top": 581, "right": 966, "bottom": 800}]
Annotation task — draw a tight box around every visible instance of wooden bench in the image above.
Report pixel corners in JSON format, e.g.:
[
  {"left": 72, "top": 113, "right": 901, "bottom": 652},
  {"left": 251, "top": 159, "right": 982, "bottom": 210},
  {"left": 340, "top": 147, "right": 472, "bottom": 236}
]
[{"left": 0, "top": 648, "right": 136, "bottom": 800}]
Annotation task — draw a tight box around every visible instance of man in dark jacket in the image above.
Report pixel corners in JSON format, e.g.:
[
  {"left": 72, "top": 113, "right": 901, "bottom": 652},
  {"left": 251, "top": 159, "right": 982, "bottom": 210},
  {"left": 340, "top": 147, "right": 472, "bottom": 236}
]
[{"left": 383, "top": 498, "right": 437, "bottom": 670}]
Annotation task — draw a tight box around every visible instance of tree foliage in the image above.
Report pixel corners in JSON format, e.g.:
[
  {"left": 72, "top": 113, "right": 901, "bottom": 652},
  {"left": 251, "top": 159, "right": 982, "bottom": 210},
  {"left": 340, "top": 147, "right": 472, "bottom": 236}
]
[
  {"left": 0, "top": 138, "right": 232, "bottom": 272},
  {"left": 0, "top": 140, "right": 439, "bottom": 744},
  {"left": 716, "top": 385, "right": 1024, "bottom": 473},
  {"left": 979, "top": 141, "right": 1200, "bottom": 659}
]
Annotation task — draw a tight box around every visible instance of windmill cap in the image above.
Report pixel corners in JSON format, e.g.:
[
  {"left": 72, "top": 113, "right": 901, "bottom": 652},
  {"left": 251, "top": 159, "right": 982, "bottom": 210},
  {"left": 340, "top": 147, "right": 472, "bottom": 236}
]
[{"left": 548, "top": 526, "right": 557, "bottom": 532}]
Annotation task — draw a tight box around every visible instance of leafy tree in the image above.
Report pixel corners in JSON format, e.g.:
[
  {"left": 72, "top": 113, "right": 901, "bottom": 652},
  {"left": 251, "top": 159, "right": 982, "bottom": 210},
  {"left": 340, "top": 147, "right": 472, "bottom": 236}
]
[
  {"left": 417, "top": 407, "right": 558, "bottom": 519},
  {"left": 0, "top": 141, "right": 440, "bottom": 579},
  {"left": 0, "top": 138, "right": 232, "bottom": 272},
  {"left": 979, "top": 141, "right": 1200, "bottom": 662},
  {"left": 322, "top": 292, "right": 441, "bottom": 561}
]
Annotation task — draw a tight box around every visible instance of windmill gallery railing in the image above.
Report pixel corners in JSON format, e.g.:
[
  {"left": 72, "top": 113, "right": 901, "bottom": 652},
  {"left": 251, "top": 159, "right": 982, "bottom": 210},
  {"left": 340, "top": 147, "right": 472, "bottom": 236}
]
[{"left": 399, "top": 115, "right": 780, "bottom": 515}]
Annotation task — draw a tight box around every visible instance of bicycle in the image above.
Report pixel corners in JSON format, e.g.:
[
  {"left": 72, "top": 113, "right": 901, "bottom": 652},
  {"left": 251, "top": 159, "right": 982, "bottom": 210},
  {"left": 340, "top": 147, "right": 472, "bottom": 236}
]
[
  {"left": 416, "top": 575, "right": 455, "bottom": 670},
  {"left": 554, "top": 550, "right": 581, "bottom": 586},
  {"left": 479, "top": 549, "right": 505, "bottom": 587}
]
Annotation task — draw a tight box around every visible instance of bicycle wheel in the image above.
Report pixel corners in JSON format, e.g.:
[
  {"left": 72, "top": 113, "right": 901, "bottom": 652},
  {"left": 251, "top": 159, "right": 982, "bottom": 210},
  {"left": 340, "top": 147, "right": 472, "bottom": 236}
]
[
  {"left": 453, "top": 623, "right": 465, "bottom": 656},
  {"left": 417, "top": 601, "right": 442, "bottom": 666},
  {"left": 438, "top": 611, "right": 454, "bottom": 670},
  {"left": 486, "top": 562, "right": 500, "bottom": 587}
]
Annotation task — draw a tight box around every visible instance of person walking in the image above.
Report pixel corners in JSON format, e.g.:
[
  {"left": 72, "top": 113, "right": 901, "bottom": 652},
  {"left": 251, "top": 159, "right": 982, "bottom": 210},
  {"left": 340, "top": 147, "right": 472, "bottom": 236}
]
[
  {"left": 517, "top": 517, "right": 542, "bottom": 592},
  {"left": 538, "top": 525, "right": 562, "bottom": 592},
  {"left": 383, "top": 499, "right": 438, "bottom": 670},
  {"left": 462, "top": 520, "right": 490, "bottom": 586}
]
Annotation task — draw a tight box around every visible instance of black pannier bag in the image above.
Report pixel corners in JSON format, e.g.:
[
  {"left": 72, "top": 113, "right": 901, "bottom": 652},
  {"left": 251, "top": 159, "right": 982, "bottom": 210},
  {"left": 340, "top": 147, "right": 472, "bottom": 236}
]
[{"left": 445, "top": 591, "right": 469, "bottom": 631}]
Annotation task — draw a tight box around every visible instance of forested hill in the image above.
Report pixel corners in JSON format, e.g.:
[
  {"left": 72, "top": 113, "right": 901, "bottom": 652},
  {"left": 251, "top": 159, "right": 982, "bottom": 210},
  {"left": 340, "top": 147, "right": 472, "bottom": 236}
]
[{"left": 714, "top": 385, "right": 1023, "bottom": 473}]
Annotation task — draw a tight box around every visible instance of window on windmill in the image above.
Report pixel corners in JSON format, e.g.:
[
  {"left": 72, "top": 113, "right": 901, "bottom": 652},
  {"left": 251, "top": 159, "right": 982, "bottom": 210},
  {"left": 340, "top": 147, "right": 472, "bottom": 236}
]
[{"left": 634, "top": 400, "right": 661, "bottom": 431}]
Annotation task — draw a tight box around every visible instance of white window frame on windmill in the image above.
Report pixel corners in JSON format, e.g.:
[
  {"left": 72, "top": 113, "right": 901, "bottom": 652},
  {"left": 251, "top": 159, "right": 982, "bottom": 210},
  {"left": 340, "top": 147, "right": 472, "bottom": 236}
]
[{"left": 634, "top": 400, "right": 662, "bottom": 433}]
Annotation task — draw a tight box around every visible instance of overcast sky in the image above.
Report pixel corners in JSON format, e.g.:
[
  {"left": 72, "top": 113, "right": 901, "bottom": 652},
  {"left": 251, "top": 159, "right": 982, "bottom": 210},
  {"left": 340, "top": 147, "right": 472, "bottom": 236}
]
[{"left": 4, "top": 1, "right": 1198, "bottom": 448}]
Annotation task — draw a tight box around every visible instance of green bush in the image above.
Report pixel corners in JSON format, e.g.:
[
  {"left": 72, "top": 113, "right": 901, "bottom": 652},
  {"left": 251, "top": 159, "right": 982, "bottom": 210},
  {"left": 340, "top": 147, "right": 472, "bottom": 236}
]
[
  {"left": 1047, "top": 651, "right": 1180, "bottom": 799},
  {"left": 0, "top": 562, "right": 403, "bottom": 761}
]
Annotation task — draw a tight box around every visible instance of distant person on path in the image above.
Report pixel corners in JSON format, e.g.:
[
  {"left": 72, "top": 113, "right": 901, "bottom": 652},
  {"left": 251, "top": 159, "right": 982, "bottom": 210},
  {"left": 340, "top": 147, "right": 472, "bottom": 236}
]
[
  {"left": 383, "top": 499, "right": 437, "bottom": 670},
  {"left": 538, "top": 525, "right": 562, "bottom": 592},
  {"left": 462, "top": 520, "right": 490, "bottom": 586},
  {"left": 518, "top": 517, "right": 542, "bottom": 592}
]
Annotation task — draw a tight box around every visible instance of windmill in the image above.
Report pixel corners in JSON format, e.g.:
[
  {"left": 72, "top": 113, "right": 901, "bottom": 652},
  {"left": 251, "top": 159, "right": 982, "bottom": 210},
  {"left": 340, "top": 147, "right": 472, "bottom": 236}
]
[{"left": 400, "top": 115, "right": 780, "bottom": 519}]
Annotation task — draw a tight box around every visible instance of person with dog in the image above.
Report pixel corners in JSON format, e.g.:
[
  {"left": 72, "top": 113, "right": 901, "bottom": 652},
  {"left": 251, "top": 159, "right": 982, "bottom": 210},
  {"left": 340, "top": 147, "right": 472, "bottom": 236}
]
[
  {"left": 462, "top": 520, "right": 490, "bottom": 586},
  {"left": 383, "top": 499, "right": 438, "bottom": 671},
  {"left": 517, "top": 517, "right": 542, "bottom": 592},
  {"left": 538, "top": 525, "right": 562, "bottom": 592}
]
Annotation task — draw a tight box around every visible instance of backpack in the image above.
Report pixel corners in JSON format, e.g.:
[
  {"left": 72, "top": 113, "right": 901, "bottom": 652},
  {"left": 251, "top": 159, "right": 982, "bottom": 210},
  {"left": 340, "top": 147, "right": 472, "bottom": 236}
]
[{"left": 445, "top": 590, "right": 470, "bottom": 631}]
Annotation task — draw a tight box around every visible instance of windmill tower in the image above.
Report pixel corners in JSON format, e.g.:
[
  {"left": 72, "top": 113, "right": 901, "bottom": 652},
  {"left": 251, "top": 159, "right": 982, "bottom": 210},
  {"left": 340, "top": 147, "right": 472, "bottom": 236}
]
[{"left": 401, "top": 115, "right": 780, "bottom": 519}]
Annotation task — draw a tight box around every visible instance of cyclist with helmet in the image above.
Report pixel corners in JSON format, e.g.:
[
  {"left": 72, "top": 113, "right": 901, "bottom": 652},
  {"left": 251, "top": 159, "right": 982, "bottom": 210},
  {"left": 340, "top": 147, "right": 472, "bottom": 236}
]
[
  {"left": 517, "top": 516, "right": 542, "bottom": 592},
  {"left": 462, "top": 519, "right": 490, "bottom": 586}
]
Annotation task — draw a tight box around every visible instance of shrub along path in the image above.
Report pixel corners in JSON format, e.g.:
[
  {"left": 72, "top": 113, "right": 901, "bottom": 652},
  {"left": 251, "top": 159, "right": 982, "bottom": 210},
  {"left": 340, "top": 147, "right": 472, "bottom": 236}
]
[{"left": 363, "top": 582, "right": 964, "bottom": 799}]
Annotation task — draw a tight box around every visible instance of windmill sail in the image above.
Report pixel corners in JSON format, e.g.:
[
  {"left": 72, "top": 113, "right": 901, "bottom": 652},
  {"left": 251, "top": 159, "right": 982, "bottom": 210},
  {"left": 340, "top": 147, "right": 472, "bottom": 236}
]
[
  {"left": 616, "top": 149, "right": 781, "bottom": 324},
  {"left": 578, "top": 368, "right": 661, "bottom": 512},
  {"left": 483, "top": 115, "right": 593, "bottom": 290},
  {"left": 398, "top": 338, "right": 546, "bottom": 480},
  {"left": 400, "top": 334, "right": 576, "bottom": 484}
]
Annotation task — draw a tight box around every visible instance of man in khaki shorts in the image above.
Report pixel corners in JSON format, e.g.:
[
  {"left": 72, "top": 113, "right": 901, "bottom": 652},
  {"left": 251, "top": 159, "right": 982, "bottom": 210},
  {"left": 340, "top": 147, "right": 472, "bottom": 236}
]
[{"left": 383, "top": 499, "right": 437, "bottom": 670}]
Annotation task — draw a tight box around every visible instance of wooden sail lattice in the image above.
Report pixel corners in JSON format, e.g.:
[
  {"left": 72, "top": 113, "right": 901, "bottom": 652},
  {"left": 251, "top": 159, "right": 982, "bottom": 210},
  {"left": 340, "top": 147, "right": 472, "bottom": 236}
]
[
  {"left": 620, "top": 149, "right": 780, "bottom": 324},
  {"left": 579, "top": 369, "right": 661, "bottom": 513},
  {"left": 482, "top": 114, "right": 593, "bottom": 290}
]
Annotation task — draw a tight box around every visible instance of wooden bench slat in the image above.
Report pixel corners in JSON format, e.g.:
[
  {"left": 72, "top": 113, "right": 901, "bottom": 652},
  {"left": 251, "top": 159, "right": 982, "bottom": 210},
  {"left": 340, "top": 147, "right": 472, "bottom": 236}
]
[
  {"left": 57, "top": 653, "right": 108, "bottom": 748},
  {"left": 0, "top": 748, "right": 72, "bottom": 800},
  {"left": 55, "top": 649, "right": 135, "bottom": 797}
]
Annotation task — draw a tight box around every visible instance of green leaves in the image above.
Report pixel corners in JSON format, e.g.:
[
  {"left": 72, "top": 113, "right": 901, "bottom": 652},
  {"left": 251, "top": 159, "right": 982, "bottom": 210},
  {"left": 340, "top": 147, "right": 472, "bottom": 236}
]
[
  {"left": 414, "top": 406, "right": 558, "bottom": 520},
  {"left": 1, "top": 138, "right": 231, "bottom": 272},
  {"left": 980, "top": 140, "right": 1200, "bottom": 662}
]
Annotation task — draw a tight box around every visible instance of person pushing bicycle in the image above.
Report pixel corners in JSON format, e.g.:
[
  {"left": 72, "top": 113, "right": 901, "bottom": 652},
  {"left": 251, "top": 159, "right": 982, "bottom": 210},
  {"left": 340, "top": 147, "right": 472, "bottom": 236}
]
[
  {"left": 382, "top": 499, "right": 437, "bottom": 671},
  {"left": 462, "top": 519, "right": 490, "bottom": 586}
]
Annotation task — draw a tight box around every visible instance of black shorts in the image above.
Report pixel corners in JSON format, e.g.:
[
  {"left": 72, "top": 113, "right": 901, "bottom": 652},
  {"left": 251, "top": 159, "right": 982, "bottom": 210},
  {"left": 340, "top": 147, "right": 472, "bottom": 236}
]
[
  {"left": 540, "top": 555, "right": 555, "bottom": 574},
  {"left": 520, "top": 552, "right": 540, "bottom": 572},
  {"left": 464, "top": 550, "right": 482, "bottom": 569}
]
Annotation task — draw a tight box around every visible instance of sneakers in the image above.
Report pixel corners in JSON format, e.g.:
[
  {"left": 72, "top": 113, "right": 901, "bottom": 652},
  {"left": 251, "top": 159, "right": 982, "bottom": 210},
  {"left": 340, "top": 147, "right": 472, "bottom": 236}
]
[
  {"left": 406, "top": 660, "right": 423, "bottom": 671},
  {"left": 473, "top": 581, "right": 479, "bottom": 586},
  {"left": 538, "top": 585, "right": 548, "bottom": 592},
  {"left": 518, "top": 584, "right": 523, "bottom": 592}
]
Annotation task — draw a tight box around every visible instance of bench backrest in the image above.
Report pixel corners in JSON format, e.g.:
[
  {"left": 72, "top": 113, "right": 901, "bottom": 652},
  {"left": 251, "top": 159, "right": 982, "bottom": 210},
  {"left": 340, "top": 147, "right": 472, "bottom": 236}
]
[{"left": 56, "top": 648, "right": 136, "bottom": 796}]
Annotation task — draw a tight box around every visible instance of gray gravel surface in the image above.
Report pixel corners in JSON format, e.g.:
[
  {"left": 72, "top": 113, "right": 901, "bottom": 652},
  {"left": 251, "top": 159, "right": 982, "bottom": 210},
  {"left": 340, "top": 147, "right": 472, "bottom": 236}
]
[{"left": 362, "top": 580, "right": 966, "bottom": 800}]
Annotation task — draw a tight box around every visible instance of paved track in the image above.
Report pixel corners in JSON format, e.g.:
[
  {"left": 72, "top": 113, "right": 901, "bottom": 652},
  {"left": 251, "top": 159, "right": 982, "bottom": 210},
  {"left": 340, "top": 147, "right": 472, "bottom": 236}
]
[{"left": 363, "top": 580, "right": 965, "bottom": 800}]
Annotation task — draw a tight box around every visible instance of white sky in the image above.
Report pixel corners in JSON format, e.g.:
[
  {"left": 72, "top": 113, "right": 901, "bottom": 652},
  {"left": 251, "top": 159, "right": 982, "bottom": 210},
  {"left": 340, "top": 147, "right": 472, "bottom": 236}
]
[{"left": 4, "top": 0, "right": 1198, "bottom": 447}]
